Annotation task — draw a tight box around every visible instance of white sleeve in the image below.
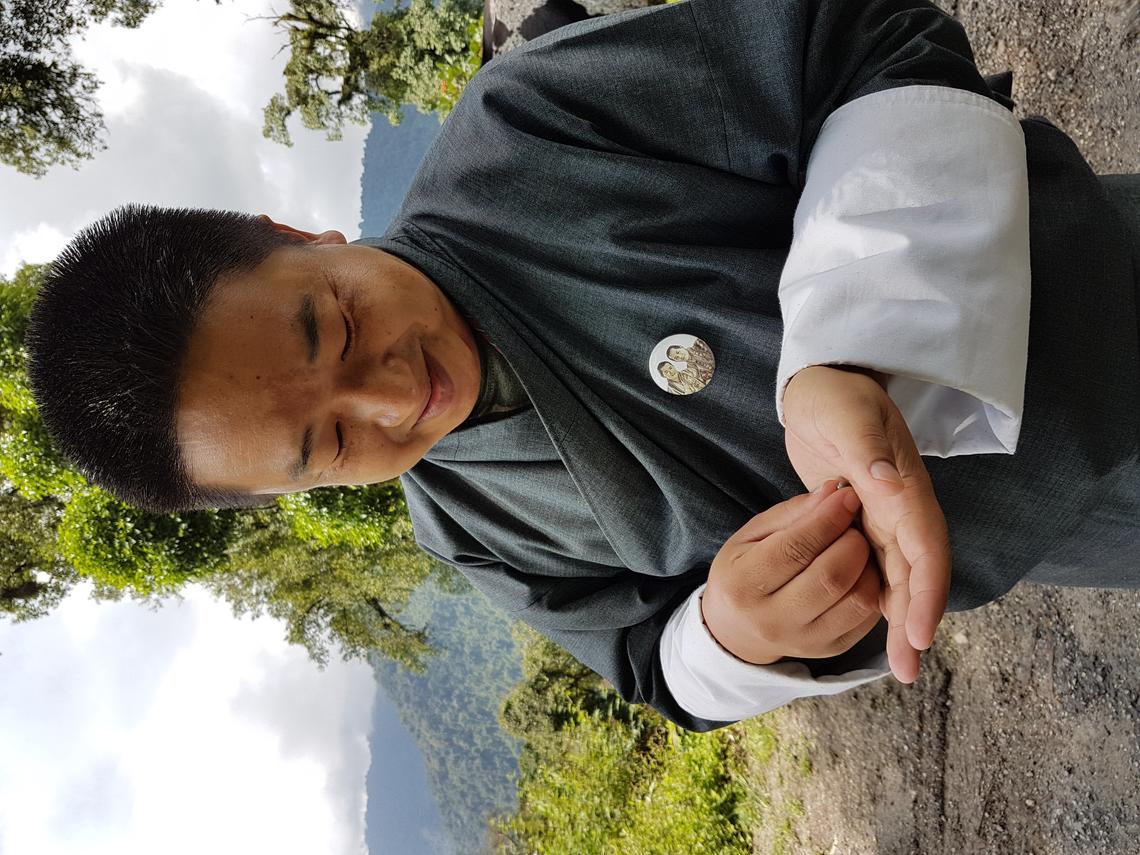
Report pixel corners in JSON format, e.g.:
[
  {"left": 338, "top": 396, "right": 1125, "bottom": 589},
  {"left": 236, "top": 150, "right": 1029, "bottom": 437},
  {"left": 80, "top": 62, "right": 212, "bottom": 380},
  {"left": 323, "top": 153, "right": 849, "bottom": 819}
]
[
  {"left": 660, "top": 584, "right": 890, "bottom": 722},
  {"left": 775, "top": 85, "right": 1032, "bottom": 458}
]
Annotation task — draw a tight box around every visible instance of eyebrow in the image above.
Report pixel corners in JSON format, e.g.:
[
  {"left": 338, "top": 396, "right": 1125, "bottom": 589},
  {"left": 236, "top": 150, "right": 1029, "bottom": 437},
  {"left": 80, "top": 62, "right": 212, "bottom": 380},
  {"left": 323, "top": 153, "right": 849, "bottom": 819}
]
[
  {"left": 288, "top": 293, "right": 319, "bottom": 482},
  {"left": 297, "top": 293, "right": 319, "bottom": 363},
  {"left": 289, "top": 425, "right": 314, "bottom": 482}
]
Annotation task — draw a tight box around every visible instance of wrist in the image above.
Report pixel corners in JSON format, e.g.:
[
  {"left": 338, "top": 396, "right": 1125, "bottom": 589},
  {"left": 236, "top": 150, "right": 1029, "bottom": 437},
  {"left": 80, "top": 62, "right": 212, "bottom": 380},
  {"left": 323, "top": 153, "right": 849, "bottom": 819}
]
[
  {"left": 827, "top": 363, "right": 891, "bottom": 391},
  {"left": 788, "top": 364, "right": 890, "bottom": 397}
]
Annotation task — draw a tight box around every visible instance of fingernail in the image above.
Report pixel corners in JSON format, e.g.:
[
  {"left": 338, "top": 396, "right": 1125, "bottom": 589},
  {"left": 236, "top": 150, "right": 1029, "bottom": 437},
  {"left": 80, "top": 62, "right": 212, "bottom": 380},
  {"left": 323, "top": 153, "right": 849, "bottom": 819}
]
[
  {"left": 813, "top": 480, "right": 834, "bottom": 494},
  {"left": 841, "top": 487, "right": 862, "bottom": 513},
  {"left": 870, "top": 460, "right": 902, "bottom": 485}
]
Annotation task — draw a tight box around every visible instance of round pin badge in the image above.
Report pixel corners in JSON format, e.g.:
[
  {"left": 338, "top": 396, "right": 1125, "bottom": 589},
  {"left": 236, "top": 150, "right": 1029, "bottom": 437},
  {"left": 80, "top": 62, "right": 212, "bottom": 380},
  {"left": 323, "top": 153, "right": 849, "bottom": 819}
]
[{"left": 648, "top": 333, "right": 716, "bottom": 395}]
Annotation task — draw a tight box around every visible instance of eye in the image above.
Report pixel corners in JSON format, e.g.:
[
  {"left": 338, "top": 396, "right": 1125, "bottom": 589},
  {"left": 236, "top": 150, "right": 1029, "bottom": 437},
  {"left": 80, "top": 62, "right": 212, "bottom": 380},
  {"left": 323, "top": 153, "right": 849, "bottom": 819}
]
[
  {"left": 327, "top": 274, "right": 354, "bottom": 360},
  {"left": 339, "top": 303, "right": 354, "bottom": 360}
]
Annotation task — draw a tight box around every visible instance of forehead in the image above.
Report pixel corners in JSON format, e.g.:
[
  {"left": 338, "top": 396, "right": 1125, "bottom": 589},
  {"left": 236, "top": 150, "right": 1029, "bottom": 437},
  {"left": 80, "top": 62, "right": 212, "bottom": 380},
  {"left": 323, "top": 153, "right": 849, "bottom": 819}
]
[{"left": 175, "top": 248, "right": 316, "bottom": 492}]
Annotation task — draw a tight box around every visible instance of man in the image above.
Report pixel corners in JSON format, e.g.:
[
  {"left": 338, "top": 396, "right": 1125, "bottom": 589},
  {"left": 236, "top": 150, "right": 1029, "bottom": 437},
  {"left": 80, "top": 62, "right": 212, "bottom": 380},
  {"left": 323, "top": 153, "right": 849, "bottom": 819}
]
[{"left": 25, "top": 0, "right": 1139, "bottom": 731}]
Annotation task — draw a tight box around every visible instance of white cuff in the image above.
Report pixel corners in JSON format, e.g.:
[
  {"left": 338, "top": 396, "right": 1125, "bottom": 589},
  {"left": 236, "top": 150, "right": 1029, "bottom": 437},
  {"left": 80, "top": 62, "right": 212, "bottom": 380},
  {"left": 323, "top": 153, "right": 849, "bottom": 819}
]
[
  {"left": 776, "top": 85, "right": 1031, "bottom": 458},
  {"left": 660, "top": 583, "right": 890, "bottom": 722}
]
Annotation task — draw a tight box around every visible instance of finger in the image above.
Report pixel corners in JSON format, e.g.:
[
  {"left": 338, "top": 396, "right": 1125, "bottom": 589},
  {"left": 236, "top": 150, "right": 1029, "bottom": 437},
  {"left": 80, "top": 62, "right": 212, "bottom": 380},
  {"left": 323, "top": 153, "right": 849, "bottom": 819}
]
[
  {"left": 807, "top": 553, "right": 882, "bottom": 646},
  {"left": 729, "top": 479, "right": 844, "bottom": 546},
  {"left": 881, "top": 543, "right": 920, "bottom": 683},
  {"left": 859, "top": 404, "right": 950, "bottom": 654},
  {"left": 879, "top": 526, "right": 920, "bottom": 681},
  {"left": 734, "top": 484, "right": 862, "bottom": 595},
  {"left": 776, "top": 527, "right": 870, "bottom": 621},
  {"left": 894, "top": 501, "right": 952, "bottom": 652}
]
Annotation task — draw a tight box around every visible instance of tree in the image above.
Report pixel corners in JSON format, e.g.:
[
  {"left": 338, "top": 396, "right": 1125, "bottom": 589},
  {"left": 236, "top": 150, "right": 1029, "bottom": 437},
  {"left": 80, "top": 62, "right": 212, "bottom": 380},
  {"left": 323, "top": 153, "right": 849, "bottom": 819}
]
[
  {"left": 206, "top": 496, "right": 437, "bottom": 671},
  {"left": 1, "top": 1, "right": 151, "bottom": 176},
  {"left": 263, "top": 0, "right": 483, "bottom": 146},
  {"left": 491, "top": 627, "right": 752, "bottom": 855},
  {"left": 0, "top": 487, "right": 74, "bottom": 623},
  {"left": 56, "top": 484, "right": 237, "bottom": 600},
  {"left": 0, "top": 0, "right": 227, "bottom": 177}
]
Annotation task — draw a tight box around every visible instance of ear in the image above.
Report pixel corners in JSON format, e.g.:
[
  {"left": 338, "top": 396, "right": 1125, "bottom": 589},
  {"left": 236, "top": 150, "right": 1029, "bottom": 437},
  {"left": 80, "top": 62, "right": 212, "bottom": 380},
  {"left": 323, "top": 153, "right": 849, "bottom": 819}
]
[{"left": 257, "top": 214, "right": 347, "bottom": 246}]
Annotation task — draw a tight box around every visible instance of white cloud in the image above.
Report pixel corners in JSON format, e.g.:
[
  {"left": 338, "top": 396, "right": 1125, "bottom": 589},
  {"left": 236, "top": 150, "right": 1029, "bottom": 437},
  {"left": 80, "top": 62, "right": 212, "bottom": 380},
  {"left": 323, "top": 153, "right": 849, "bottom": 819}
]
[
  {"left": 0, "top": 0, "right": 368, "bottom": 277},
  {"left": 1, "top": 223, "right": 70, "bottom": 279},
  {"left": 0, "top": 584, "right": 375, "bottom": 855}
]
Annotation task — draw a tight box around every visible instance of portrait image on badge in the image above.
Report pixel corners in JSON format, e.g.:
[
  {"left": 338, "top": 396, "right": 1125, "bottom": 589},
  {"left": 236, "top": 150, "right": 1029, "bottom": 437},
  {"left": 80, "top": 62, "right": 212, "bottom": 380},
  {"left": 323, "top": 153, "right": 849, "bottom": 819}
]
[{"left": 648, "top": 333, "right": 716, "bottom": 396}]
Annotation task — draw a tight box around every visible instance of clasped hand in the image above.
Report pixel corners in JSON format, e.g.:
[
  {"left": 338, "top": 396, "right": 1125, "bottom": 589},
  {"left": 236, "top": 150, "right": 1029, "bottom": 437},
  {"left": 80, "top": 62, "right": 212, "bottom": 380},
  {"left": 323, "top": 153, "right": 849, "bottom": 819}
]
[
  {"left": 701, "top": 480, "right": 883, "bottom": 666},
  {"left": 702, "top": 365, "right": 952, "bottom": 682}
]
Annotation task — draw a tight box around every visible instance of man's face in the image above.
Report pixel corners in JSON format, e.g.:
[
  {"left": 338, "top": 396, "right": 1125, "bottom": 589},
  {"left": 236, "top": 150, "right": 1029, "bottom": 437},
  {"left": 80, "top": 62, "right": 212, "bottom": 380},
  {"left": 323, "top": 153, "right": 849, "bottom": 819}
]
[{"left": 176, "top": 222, "right": 481, "bottom": 495}]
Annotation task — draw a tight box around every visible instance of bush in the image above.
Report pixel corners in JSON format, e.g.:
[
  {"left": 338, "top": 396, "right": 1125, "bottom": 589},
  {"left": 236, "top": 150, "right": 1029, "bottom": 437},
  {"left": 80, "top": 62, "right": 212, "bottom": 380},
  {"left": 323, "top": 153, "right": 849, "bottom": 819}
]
[
  {"left": 57, "top": 485, "right": 235, "bottom": 597},
  {"left": 275, "top": 481, "right": 411, "bottom": 549}
]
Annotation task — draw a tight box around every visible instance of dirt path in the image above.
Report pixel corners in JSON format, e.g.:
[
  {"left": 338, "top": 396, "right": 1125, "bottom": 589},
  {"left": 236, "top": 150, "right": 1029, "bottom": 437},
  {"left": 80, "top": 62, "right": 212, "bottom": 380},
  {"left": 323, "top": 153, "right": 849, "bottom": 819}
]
[{"left": 748, "top": 6, "right": 1140, "bottom": 852}]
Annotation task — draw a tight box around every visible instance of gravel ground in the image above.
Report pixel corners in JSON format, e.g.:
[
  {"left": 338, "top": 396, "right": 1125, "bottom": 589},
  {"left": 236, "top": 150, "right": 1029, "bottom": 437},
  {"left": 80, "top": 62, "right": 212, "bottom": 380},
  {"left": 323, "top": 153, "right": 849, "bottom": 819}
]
[{"left": 749, "top": 2, "right": 1140, "bottom": 852}]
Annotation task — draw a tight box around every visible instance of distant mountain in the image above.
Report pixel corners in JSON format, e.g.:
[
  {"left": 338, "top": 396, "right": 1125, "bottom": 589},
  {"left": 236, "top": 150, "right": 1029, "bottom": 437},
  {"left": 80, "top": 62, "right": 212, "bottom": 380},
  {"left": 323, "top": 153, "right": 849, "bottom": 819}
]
[
  {"left": 365, "top": 683, "right": 452, "bottom": 855},
  {"left": 369, "top": 577, "right": 524, "bottom": 855},
  {"left": 358, "top": 106, "right": 444, "bottom": 239}
]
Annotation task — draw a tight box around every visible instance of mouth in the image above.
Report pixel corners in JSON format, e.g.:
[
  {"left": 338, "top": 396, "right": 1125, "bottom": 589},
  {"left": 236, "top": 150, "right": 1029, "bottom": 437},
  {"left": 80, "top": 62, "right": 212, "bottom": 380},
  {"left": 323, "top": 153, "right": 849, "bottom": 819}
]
[{"left": 415, "top": 348, "right": 453, "bottom": 426}]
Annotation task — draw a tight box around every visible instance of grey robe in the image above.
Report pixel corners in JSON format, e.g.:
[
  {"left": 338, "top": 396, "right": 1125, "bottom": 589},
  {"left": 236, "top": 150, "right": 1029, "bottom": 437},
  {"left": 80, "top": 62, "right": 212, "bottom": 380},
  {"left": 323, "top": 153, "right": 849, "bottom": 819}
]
[{"left": 355, "top": 0, "right": 1139, "bottom": 730}]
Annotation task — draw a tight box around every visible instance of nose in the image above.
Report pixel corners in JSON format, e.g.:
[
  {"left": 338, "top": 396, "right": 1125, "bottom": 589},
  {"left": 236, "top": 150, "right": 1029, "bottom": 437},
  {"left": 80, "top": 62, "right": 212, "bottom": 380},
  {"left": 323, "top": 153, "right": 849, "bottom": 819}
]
[{"left": 333, "top": 351, "right": 424, "bottom": 428}]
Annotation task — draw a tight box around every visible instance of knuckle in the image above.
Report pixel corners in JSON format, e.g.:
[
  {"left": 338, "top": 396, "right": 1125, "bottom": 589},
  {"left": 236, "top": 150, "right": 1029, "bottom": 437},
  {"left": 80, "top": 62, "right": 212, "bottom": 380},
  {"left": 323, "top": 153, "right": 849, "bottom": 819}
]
[
  {"left": 828, "top": 628, "right": 861, "bottom": 656},
  {"left": 779, "top": 534, "right": 819, "bottom": 568},
  {"left": 816, "top": 561, "right": 849, "bottom": 601},
  {"left": 814, "top": 533, "right": 867, "bottom": 600},
  {"left": 721, "top": 577, "right": 758, "bottom": 613},
  {"left": 848, "top": 582, "right": 880, "bottom": 616}
]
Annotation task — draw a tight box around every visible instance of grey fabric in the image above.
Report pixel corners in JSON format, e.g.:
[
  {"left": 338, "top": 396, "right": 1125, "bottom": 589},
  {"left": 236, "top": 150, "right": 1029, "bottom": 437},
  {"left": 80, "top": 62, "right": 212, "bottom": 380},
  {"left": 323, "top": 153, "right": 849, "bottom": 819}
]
[
  {"left": 1023, "top": 175, "right": 1140, "bottom": 588},
  {"left": 353, "top": 0, "right": 1139, "bottom": 730}
]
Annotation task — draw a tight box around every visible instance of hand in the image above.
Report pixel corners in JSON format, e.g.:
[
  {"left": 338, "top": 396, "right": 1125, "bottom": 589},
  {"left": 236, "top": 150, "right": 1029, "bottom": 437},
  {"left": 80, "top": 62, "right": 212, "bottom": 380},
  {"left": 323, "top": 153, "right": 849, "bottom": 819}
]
[
  {"left": 701, "top": 480, "right": 883, "bottom": 665},
  {"left": 782, "top": 364, "right": 952, "bottom": 683}
]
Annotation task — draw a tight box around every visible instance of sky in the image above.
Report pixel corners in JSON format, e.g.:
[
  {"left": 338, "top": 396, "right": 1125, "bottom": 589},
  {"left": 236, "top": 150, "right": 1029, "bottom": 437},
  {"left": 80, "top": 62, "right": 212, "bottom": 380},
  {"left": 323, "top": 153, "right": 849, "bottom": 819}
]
[
  {"left": 1, "top": 0, "right": 371, "bottom": 278},
  {"left": 0, "top": 585, "right": 376, "bottom": 855},
  {"left": 1, "top": 1, "right": 379, "bottom": 852}
]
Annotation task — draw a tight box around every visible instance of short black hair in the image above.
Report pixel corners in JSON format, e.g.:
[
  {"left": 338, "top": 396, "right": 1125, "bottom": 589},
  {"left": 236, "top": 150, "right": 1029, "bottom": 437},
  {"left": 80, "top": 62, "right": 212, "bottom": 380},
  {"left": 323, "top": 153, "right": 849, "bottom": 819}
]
[{"left": 25, "top": 204, "right": 297, "bottom": 514}]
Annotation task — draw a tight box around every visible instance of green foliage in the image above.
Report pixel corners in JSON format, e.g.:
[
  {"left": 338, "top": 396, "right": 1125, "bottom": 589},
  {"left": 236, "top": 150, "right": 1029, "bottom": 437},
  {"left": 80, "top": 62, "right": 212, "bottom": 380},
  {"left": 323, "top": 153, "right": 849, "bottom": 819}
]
[
  {"left": 57, "top": 485, "right": 236, "bottom": 598},
  {"left": 619, "top": 726, "right": 751, "bottom": 854},
  {"left": 392, "top": 0, "right": 483, "bottom": 123},
  {"left": 0, "top": 262, "right": 41, "bottom": 415},
  {"left": 263, "top": 0, "right": 482, "bottom": 146},
  {"left": 208, "top": 505, "right": 435, "bottom": 669},
  {"left": 276, "top": 480, "right": 411, "bottom": 548},
  {"left": 0, "top": 488, "right": 74, "bottom": 622},
  {"left": 0, "top": 410, "right": 86, "bottom": 501},
  {"left": 0, "top": 265, "right": 88, "bottom": 499},
  {"left": 493, "top": 630, "right": 752, "bottom": 855},
  {"left": 499, "top": 624, "right": 639, "bottom": 744}
]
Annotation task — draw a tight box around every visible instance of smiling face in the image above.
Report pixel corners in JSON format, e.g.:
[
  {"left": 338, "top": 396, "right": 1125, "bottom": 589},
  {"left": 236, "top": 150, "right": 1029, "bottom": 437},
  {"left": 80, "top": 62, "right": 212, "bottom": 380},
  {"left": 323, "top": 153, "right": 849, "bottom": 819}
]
[{"left": 175, "top": 227, "right": 481, "bottom": 496}]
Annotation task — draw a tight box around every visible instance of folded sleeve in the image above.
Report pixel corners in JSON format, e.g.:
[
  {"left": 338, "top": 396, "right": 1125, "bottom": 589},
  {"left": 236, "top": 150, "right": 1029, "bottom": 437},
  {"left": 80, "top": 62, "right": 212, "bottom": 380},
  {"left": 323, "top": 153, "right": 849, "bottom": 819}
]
[
  {"left": 660, "top": 585, "right": 891, "bottom": 722},
  {"left": 774, "top": 85, "right": 1031, "bottom": 457}
]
